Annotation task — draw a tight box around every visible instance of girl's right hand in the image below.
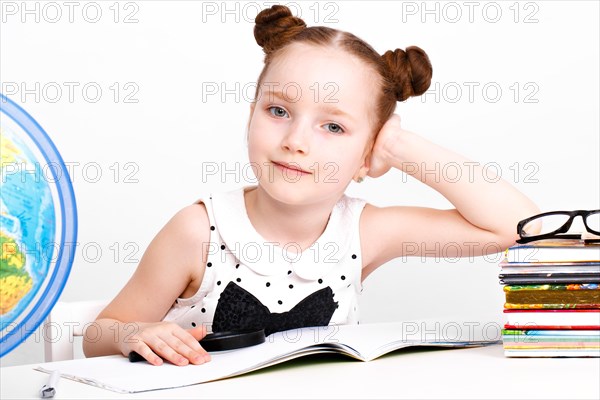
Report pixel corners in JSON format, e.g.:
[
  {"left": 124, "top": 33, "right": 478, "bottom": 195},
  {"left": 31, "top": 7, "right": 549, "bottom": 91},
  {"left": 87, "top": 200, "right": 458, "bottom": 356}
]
[
  {"left": 119, "top": 321, "right": 211, "bottom": 366},
  {"left": 367, "top": 114, "right": 405, "bottom": 178}
]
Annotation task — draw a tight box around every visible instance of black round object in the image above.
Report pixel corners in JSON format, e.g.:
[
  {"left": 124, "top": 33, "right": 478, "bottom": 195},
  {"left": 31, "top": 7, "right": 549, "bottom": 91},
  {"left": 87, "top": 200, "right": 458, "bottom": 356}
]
[{"left": 200, "top": 329, "right": 266, "bottom": 352}]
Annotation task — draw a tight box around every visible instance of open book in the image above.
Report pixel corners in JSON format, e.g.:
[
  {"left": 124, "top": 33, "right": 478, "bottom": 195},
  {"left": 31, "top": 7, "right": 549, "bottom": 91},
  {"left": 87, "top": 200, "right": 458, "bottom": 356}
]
[{"left": 36, "top": 320, "right": 500, "bottom": 394}]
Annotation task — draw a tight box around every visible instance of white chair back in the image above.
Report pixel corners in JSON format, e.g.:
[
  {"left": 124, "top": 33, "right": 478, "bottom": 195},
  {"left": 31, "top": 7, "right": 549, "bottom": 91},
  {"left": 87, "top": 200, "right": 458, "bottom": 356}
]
[{"left": 43, "top": 300, "right": 108, "bottom": 362}]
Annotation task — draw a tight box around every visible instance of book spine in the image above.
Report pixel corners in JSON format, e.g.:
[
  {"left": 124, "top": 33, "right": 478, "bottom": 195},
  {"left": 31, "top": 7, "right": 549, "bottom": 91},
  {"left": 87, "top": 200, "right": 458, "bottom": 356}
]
[
  {"left": 504, "top": 324, "right": 600, "bottom": 330},
  {"left": 504, "top": 303, "right": 600, "bottom": 309}
]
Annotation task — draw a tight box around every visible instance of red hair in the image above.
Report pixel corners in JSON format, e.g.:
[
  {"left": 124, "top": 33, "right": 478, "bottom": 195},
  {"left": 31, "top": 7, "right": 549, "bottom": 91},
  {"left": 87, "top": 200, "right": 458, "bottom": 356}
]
[{"left": 253, "top": 5, "right": 433, "bottom": 135}]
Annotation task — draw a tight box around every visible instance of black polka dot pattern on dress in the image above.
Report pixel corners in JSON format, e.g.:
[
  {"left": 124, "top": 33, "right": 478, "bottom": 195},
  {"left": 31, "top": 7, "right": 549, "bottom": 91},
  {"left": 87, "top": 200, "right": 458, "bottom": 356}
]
[
  {"left": 174, "top": 192, "right": 367, "bottom": 335},
  {"left": 191, "top": 322, "right": 196, "bottom": 327}
]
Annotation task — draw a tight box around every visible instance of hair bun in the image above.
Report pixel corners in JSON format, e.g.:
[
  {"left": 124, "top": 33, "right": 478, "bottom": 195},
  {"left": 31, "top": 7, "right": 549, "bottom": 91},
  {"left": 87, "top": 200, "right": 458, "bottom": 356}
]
[
  {"left": 382, "top": 46, "right": 433, "bottom": 102},
  {"left": 254, "top": 5, "right": 306, "bottom": 54}
]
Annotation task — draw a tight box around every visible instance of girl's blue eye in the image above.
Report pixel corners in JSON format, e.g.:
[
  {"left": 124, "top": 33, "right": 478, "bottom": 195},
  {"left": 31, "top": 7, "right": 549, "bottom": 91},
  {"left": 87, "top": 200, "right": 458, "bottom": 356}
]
[
  {"left": 324, "top": 123, "right": 344, "bottom": 134},
  {"left": 268, "top": 107, "right": 289, "bottom": 118}
]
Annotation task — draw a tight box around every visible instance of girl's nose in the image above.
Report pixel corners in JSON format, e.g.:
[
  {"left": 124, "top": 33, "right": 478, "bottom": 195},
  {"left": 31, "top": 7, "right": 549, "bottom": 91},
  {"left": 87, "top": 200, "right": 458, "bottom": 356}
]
[{"left": 281, "top": 121, "right": 310, "bottom": 154}]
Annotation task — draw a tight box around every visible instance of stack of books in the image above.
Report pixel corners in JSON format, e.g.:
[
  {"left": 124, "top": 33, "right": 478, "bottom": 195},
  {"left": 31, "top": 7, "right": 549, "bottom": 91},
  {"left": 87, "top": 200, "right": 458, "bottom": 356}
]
[{"left": 499, "top": 239, "right": 600, "bottom": 357}]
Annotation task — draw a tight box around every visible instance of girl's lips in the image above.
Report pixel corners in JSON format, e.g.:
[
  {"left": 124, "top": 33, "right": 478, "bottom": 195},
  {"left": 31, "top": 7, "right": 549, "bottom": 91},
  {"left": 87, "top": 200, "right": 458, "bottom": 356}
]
[{"left": 272, "top": 161, "right": 312, "bottom": 175}]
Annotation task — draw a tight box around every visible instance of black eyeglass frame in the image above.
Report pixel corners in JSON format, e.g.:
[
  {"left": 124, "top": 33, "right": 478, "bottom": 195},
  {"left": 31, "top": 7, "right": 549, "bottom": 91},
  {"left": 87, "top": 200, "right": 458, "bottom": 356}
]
[{"left": 516, "top": 209, "right": 600, "bottom": 244}]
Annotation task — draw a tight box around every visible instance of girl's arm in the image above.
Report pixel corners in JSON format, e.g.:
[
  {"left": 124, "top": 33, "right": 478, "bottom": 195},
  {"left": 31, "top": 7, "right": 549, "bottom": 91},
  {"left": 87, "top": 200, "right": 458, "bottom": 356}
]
[
  {"left": 361, "top": 115, "right": 540, "bottom": 274},
  {"left": 82, "top": 204, "right": 212, "bottom": 366}
]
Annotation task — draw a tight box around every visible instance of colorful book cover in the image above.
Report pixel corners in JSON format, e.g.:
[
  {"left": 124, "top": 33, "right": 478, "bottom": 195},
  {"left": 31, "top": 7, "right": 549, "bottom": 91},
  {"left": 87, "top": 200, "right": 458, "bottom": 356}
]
[
  {"left": 502, "top": 329, "right": 600, "bottom": 357},
  {"left": 502, "top": 329, "right": 600, "bottom": 342},
  {"left": 505, "top": 303, "right": 600, "bottom": 310},
  {"left": 503, "top": 284, "right": 600, "bottom": 309},
  {"left": 503, "top": 329, "right": 600, "bottom": 336}
]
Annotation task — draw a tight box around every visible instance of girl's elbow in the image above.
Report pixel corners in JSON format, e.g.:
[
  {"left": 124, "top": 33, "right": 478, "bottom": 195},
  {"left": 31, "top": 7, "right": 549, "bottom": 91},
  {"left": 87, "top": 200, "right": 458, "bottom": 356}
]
[
  {"left": 497, "top": 202, "right": 541, "bottom": 248},
  {"left": 82, "top": 335, "right": 96, "bottom": 358},
  {"left": 493, "top": 231, "right": 519, "bottom": 251}
]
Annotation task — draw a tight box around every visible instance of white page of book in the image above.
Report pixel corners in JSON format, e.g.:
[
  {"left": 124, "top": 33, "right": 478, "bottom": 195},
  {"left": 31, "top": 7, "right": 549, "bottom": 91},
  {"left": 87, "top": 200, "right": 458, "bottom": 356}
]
[{"left": 35, "top": 321, "right": 500, "bottom": 393}]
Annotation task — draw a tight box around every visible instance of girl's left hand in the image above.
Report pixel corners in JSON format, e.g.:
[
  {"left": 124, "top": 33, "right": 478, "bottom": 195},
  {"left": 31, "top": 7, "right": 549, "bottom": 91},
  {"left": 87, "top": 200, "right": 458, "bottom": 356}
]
[{"left": 367, "top": 114, "right": 404, "bottom": 178}]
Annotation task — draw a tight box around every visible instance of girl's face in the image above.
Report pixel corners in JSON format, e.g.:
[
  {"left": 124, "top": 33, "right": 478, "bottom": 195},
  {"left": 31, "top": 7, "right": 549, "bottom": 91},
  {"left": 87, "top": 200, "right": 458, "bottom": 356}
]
[{"left": 247, "top": 43, "right": 378, "bottom": 206}]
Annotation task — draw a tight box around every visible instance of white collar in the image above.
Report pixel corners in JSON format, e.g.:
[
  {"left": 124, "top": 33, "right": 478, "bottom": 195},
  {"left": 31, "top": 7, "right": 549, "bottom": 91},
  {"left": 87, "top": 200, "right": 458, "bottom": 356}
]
[{"left": 211, "top": 186, "right": 356, "bottom": 280}]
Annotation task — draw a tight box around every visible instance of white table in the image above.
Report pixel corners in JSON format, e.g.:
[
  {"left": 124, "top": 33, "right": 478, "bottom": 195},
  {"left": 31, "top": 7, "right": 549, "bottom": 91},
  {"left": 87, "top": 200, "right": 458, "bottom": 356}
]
[{"left": 1, "top": 344, "right": 599, "bottom": 399}]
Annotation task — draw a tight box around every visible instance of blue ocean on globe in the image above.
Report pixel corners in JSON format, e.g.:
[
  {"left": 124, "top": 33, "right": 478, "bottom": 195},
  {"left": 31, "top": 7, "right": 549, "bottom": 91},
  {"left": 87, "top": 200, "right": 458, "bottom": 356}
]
[
  {"left": 0, "top": 125, "right": 56, "bottom": 329},
  {"left": 1, "top": 94, "right": 77, "bottom": 357}
]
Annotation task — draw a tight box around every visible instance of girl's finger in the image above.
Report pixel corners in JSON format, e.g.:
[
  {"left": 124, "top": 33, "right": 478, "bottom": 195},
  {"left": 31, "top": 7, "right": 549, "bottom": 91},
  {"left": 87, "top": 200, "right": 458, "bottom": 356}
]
[
  {"left": 173, "top": 329, "right": 211, "bottom": 364},
  {"left": 149, "top": 337, "right": 189, "bottom": 366},
  {"left": 129, "top": 342, "right": 163, "bottom": 366}
]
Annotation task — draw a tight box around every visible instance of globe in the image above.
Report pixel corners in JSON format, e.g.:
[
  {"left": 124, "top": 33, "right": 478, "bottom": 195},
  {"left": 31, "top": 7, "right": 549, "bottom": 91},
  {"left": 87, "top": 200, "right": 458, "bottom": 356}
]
[{"left": 0, "top": 94, "right": 77, "bottom": 357}]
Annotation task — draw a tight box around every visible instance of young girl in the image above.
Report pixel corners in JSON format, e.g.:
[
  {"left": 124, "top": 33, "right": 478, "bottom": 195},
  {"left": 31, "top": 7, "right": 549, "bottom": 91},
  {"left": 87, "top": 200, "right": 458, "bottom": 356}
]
[{"left": 83, "top": 5, "right": 539, "bottom": 366}]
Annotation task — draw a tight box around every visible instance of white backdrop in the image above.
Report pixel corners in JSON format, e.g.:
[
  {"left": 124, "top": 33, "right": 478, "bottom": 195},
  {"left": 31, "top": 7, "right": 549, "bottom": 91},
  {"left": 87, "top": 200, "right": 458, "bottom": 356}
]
[{"left": 1, "top": 0, "right": 598, "bottom": 366}]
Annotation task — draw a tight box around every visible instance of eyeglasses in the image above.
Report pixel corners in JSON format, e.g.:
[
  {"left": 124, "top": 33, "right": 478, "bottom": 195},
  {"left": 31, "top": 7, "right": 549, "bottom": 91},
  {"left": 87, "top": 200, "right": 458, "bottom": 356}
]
[{"left": 516, "top": 209, "right": 600, "bottom": 244}]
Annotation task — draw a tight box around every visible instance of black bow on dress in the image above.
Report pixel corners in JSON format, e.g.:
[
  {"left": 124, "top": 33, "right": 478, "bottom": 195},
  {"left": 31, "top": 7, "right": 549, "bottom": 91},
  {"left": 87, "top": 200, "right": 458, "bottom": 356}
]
[{"left": 212, "top": 282, "right": 338, "bottom": 336}]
